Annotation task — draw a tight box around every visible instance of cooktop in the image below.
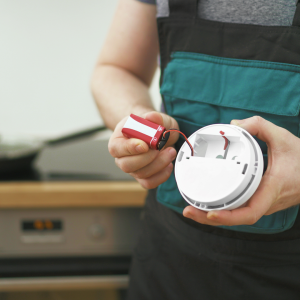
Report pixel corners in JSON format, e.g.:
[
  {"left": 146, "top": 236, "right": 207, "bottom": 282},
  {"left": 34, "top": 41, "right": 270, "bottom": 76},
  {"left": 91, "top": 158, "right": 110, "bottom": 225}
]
[{"left": 0, "top": 135, "right": 133, "bottom": 182}]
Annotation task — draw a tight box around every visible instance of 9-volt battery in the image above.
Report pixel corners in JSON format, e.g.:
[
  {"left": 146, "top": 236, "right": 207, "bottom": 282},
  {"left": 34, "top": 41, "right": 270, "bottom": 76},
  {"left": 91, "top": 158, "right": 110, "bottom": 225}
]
[{"left": 121, "top": 114, "right": 169, "bottom": 150}]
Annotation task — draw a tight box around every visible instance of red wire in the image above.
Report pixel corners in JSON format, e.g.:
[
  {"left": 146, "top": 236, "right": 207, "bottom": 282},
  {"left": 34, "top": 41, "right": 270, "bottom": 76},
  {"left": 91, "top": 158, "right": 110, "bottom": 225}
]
[
  {"left": 163, "top": 129, "right": 194, "bottom": 156},
  {"left": 220, "top": 131, "right": 229, "bottom": 150}
]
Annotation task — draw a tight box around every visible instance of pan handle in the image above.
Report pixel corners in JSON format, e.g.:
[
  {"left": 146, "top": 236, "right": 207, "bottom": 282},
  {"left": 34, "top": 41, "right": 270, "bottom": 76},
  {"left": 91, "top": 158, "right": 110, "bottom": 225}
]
[{"left": 46, "top": 126, "right": 107, "bottom": 146}]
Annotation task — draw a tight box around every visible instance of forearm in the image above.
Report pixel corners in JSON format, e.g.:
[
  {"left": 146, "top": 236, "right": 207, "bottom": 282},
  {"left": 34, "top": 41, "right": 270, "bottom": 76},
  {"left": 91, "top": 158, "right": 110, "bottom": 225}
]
[
  {"left": 91, "top": 0, "right": 158, "bottom": 130},
  {"left": 91, "top": 64, "right": 155, "bottom": 130}
]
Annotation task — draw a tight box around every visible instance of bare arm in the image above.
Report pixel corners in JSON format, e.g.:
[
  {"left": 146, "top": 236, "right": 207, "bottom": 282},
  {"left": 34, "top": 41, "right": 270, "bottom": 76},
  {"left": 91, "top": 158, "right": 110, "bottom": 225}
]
[
  {"left": 91, "top": 0, "right": 159, "bottom": 130},
  {"left": 91, "top": 0, "right": 179, "bottom": 190}
]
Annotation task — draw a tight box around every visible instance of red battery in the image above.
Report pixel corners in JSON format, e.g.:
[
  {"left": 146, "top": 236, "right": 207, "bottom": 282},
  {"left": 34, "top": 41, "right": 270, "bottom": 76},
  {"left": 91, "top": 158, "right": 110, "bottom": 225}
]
[{"left": 121, "top": 114, "right": 169, "bottom": 150}]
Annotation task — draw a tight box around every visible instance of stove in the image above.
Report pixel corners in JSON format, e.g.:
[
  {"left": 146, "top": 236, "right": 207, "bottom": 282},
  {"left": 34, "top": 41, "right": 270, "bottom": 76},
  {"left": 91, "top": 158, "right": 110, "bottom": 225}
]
[{"left": 0, "top": 133, "right": 143, "bottom": 288}]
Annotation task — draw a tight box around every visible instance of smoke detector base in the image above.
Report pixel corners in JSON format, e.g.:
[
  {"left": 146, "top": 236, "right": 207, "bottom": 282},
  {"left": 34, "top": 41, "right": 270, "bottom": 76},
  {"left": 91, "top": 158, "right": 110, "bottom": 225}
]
[{"left": 175, "top": 124, "right": 263, "bottom": 211}]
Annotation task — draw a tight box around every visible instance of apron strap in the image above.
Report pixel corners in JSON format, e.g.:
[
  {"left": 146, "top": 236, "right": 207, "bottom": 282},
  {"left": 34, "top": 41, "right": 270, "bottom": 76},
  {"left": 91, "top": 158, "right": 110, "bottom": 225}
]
[
  {"left": 168, "top": 0, "right": 199, "bottom": 18},
  {"left": 292, "top": 0, "right": 300, "bottom": 27}
]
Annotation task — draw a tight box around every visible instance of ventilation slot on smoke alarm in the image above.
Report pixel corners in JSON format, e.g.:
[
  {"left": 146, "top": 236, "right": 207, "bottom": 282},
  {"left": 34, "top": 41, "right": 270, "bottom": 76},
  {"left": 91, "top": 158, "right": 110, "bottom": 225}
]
[
  {"left": 242, "top": 164, "right": 248, "bottom": 174},
  {"left": 225, "top": 175, "right": 255, "bottom": 206},
  {"left": 178, "top": 151, "right": 184, "bottom": 162},
  {"left": 207, "top": 204, "right": 225, "bottom": 209}
]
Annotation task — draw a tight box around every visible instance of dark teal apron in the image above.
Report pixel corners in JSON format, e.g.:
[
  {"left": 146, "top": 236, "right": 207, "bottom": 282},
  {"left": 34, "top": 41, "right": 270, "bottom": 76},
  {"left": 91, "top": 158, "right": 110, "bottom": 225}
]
[{"left": 156, "top": 0, "right": 300, "bottom": 233}]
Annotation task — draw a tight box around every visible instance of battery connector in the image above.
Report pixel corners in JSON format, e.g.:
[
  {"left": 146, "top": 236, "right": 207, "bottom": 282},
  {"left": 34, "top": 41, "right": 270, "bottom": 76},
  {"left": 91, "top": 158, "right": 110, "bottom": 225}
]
[{"left": 122, "top": 114, "right": 193, "bottom": 152}]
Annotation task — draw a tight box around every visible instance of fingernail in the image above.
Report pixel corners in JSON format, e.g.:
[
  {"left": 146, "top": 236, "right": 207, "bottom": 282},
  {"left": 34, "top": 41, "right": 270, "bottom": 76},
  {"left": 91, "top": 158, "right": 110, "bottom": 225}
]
[
  {"left": 207, "top": 212, "right": 218, "bottom": 220},
  {"left": 136, "top": 144, "right": 145, "bottom": 153},
  {"left": 231, "top": 119, "right": 245, "bottom": 126}
]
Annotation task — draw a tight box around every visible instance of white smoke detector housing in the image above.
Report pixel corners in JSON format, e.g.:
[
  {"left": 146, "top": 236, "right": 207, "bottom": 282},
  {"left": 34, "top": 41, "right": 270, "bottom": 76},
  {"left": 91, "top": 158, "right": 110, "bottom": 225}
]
[{"left": 175, "top": 124, "right": 263, "bottom": 211}]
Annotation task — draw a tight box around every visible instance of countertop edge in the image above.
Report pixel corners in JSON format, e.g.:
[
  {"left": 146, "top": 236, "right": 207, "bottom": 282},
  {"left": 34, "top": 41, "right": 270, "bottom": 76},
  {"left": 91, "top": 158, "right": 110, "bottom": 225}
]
[{"left": 0, "top": 181, "right": 147, "bottom": 209}]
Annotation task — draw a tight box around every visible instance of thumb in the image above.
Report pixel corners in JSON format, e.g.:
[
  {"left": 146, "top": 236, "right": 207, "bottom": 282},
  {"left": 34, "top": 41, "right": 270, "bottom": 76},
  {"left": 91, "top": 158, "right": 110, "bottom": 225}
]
[
  {"left": 143, "top": 111, "right": 179, "bottom": 130},
  {"left": 206, "top": 174, "right": 278, "bottom": 225},
  {"left": 231, "top": 116, "right": 284, "bottom": 148},
  {"left": 144, "top": 111, "right": 180, "bottom": 146}
]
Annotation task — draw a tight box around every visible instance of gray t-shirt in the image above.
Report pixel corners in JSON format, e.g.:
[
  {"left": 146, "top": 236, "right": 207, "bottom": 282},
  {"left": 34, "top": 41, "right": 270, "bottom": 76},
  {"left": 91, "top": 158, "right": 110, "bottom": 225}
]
[{"left": 138, "top": 0, "right": 297, "bottom": 26}]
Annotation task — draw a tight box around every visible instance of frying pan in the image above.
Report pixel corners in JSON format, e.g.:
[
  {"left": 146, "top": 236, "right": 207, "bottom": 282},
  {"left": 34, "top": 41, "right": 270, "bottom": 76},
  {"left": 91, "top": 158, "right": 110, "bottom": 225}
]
[{"left": 0, "top": 126, "right": 106, "bottom": 175}]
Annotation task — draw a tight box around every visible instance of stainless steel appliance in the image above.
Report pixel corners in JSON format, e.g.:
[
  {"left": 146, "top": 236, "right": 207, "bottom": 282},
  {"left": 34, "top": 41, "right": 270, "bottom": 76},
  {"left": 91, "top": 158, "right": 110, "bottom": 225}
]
[
  {"left": 0, "top": 133, "right": 143, "bottom": 292},
  {"left": 0, "top": 208, "right": 140, "bottom": 258}
]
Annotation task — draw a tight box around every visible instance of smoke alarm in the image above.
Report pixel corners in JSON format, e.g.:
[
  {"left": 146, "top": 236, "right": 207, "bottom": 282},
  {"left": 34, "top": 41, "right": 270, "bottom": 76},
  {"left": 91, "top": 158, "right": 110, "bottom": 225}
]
[{"left": 175, "top": 124, "right": 263, "bottom": 211}]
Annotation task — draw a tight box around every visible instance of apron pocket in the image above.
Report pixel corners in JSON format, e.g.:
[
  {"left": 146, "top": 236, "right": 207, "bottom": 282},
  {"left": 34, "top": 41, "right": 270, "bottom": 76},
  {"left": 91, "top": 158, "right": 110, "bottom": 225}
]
[
  {"left": 161, "top": 51, "right": 300, "bottom": 129},
  {"left": 158, "top": 51, "right": 300, "bottom": 234},
  {"left": 161, "top": 52, "right": 300, "bottom": 123}
]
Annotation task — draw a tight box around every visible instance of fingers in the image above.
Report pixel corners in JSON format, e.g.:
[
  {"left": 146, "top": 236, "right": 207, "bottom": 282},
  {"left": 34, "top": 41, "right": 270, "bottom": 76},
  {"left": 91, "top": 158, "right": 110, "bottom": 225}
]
[
  {"left": 137, "top": 162, "right": 174, "bottom": 190},
  {"left": 205, "top": 190, "right": 269, "bottom": 226},
  {"left": 109, "top": 136, "right": 149, "bottom": 158},
  {"left": 208, "top": 175, "right": 278, "bottom": 226},
  {"left": 109, "top": 112, "right": 180, "bottom": 158},
  {"left": 184, "top": 174, "right": 279, "bottom": 226},
  {"left": 183, "top": 206, "right": 223, "bottom": 226},
  {"left": 184, "top": 205, "right": 261, "bottom": 227},
  {"left": 115, "top": 148, "right": 159, "bottom": 173},
  {"left": 206, "top": 207, "right": 261, "bottom": 226},
  {"left": 144, "top": 111, "right": 180, "bottom": 146},
  {"left": 116, "top": 147, "right": 176, "bottom": 175},
  {"left": 143, "top": 111, "right": 164, "bottom": 126},
  {"left": 230, "top": 116, "right": 288, "bottom": 149},
  {"left": 131, "top": 147, "right": 177, "bottom": 178},
  {"left": 144, "top": 111, "right": 178, "bottom": 130},
  {"left": 108, "top": 112, "right": 179, "bottom": 190},
  {"left": 108, "top": 116, "right": 149, "bottom": 158}
]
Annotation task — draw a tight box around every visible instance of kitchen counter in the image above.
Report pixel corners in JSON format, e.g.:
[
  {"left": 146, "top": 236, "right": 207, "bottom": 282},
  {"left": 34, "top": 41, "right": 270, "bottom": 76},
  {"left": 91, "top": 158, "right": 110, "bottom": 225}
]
[
  {"left": 0, "top": 136, "right": 148, "bottom": 294},
  {"left": 0, "top": 181, "right": 146, "bottom": 209}
]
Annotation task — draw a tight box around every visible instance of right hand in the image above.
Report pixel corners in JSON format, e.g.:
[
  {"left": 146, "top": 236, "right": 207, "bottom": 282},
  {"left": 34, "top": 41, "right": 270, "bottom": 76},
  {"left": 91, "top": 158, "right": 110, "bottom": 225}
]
[{"left": 108, "top": 111, "right": 179, "bottom": 189}]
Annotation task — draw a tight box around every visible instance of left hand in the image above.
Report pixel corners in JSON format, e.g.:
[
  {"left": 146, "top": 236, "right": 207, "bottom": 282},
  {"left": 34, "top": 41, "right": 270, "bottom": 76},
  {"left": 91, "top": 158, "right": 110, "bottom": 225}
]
[{"left": 183, "top": 116, "right": 300, "bottom": 227}]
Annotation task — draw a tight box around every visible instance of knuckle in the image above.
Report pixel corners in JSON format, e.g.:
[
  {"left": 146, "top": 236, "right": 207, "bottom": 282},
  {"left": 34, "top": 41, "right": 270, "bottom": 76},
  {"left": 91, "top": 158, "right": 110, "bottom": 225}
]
[
  {"left": 253, "top": 115, "right": 264, "bottom": 125},
  {"left": 164, "top": 165, "right": 173, "bottom": 176},
  {"left": 133, "top": 169, "right": 149, "bottom": 179},
  {"left": 279, "top": 128, "right": 290, "bottom": 143},
  {"left": 142, "top": 180, "right": 155, "bottom": 190},
  {"left": 130, "top": 172, "right": 138, "bottom": 179},
  {"left": 246, "top": 215, "right": 257, "bottom": 226},
  {"left": 115, "top": 159, "right": 131, "bottom": 173},
  {"left": 131, "top": 170, "right": 142, "bottom": 179},
  {"left": 139, "top": 181, "right": 148, "bottom": 189},
  {"left": 246, "top": 220, "right": 255, "bottom": 226},
  {"left": 158, "top": 153, "right": 172, "bottom": 166},
  {"left": 121, "top": 163, "right": 132, "bottom": 174},
  {"left": 163, "top": 153, "right": 173, "bottom": 163},
  {"left": 108, "top": 142, "right": 117, "bottom": 157},
  {"left": 114, "top": 158, "right": 121, "bottom": 169},
  {"left": 125, "top": 141, "right": 136, "bottom": 155}
]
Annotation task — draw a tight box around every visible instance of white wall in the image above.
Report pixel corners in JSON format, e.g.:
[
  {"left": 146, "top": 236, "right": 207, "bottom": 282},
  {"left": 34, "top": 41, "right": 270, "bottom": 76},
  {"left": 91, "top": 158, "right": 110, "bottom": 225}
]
[{"left": 0, "top": 0, "right": 161, "bottom": 138}]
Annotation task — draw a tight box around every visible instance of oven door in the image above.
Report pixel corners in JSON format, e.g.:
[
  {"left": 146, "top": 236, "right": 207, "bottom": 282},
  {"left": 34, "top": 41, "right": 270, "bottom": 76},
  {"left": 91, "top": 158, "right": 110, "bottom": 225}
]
[{"left": 0, "top": 207, "right": 142, "bottom": 291}]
